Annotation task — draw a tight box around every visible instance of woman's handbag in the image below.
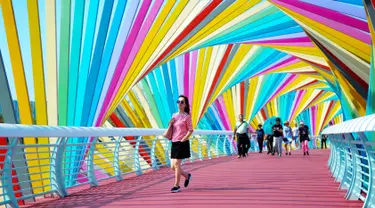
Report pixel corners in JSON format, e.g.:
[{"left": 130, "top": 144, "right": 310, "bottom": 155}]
[{"left": 164, "top": 124, "right": 173, "bottom": 140}]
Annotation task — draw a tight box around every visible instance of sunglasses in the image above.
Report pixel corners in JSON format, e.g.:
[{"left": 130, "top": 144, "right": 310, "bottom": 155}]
[{"left": 177, "top": 100, "right": 185, "bottom": 104}]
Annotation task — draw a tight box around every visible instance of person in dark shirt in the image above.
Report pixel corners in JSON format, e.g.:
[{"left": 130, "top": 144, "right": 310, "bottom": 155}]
[
  {"left": 298, "top": 121, "right": 310, "bottom": 155},
  {"left": 321, "top": 134, "right": 327, "bottom": 149},
  {"left": 272, "top": 118, "right": 283, "bottom": 157},
  {"left": 256, "top": 124, "right": 265, "bottom": 153}
]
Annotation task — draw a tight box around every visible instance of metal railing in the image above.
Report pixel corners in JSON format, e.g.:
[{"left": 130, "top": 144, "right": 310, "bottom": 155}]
[
  {"left": 323, "top": 114, "right": 375, "bottom": 208},
  {"left": 0, "top": 124, "right": 235, "bottom": 208}
]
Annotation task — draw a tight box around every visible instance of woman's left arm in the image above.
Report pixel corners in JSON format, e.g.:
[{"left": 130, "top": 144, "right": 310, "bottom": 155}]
[{"left": 181, "top": 115, "right": 194, "bottom": 142}]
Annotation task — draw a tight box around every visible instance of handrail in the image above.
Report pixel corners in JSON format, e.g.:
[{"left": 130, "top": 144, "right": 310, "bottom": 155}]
[
  {"left": 0, "top": 124, "right": 233, "bottom": 137},
  {"left": 322, "top": 114, "right": 375, "bottom": 208},
  {"left": 0, "top": 124, "right": 236, "bottom": 208},
  {"left": 322, "top": 114, "right": 375, "bottom": 134}
]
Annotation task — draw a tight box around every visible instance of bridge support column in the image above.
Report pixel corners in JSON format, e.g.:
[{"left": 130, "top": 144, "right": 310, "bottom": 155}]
[
  {"left": 88, "top": 137, "right": 98, "bottom": 187},
  {"left": 51, "top": 137, "right": 68, "bottom": 197},
  {"left": 358, "top": 132, "right": 374, "bottom": 207},
  {"left": 114, "top": 137, "right": 123, "bottom": 181},
  {"left": 151, "top": 138, "right": 158, "bottom": 170},
  {"left": 134, "top": 137, "right": 142, "bottom": 176}
]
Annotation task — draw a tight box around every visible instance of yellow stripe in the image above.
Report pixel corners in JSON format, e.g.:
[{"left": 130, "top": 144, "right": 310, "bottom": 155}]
[
  {"left": 1, "top": 0, "right": 45, "bottom": 193},
  {"left": 106, "top": 0, "right": 191, "bottom": 121},
  {"left": 45, "top": 0, "right": 58, "bottom": 128},
  {"left": 274, "top": 4, "right": 370, "bottom": 62},
  {"left": 127, "top": 92, "right": 166, "bottom": 164},
  {"left": 192, "top": 48, "right": 207, "bottom": 125},
  {"left": 195, "top": 47, "right": 212, "bottom": 125},
  {"left": 27, "top": 0, "right": 50, "bottom": 192},
  {"left": 167, "top": 0, "right": 259, "bottom": 59}
]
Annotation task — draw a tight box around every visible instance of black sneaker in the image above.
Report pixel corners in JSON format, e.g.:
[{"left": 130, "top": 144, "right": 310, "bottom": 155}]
[
  {"left": 184, "top": 173, "right": 192, "bottom": 188},
  {"left": 307, "top": 151, "right": 309, "bottom": 155},
  {"left": 171, "top": 186, "right": 181, "bottom": 193},
  {"left": 289, "top": 152, "right": 291, "bottom": 155},
  {"left": 304, "top": 152, "right": 306, "bottom": 156}
]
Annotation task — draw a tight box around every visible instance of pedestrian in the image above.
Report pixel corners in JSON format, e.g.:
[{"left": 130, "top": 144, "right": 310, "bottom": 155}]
[
  {"left": 272, "top": 118, "right": 283, "bottom": 157},
  {"left": 163, "top": 95, "right": 193, "bottom": 193}
]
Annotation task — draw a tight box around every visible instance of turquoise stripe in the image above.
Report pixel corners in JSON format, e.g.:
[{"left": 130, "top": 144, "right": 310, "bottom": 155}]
[
  {"left": 147, "top": 74, "right": 168, "bottom": 127},
  {"left": 67, "top": 1, "right": 85, "bottom": 126},
  {"left": 81, "top": 0, "right": 115, "bottom": 126},
  {"left": 139, "top": 79, "right": 163, "bottom": 127},
  {"left": 74, "top": 0, "right": 100, "bottom": 126},
  {"left": 154, "top": 68, "right": 172, "bottom": 120},
  {"left": 87, "top": 0, "right": 127, "bottom": 126},
  {"left": 162, "top": 64, "right": 176, "bottom": 115},
  {"left": 169, "top": 60, "right": 179, "bottom": 112}
]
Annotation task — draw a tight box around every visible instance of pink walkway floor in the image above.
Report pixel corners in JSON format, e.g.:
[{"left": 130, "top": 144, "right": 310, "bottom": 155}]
[{"left": 24, "top": 150, "right": 363, "bottom": 208}]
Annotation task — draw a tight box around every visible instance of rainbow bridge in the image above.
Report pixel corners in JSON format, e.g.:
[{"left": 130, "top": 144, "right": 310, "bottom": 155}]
[{"left": 0, "top": 0, "right": 374, "bottom": 207}]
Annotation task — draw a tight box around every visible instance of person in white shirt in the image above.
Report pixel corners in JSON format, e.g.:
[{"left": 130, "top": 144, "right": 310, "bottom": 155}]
[
  {"left": 234, "top": 114, "right": 250, "bottom": 158},
  {"left": 292, "top": 124, "right": 299, "bottom": 149}
]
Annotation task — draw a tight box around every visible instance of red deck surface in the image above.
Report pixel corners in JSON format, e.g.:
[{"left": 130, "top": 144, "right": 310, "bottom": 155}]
[{"left": 24, "top": 150, "right": 363, "bottom": 208}]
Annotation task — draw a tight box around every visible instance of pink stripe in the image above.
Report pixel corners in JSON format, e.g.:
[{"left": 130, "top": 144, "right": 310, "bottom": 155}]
[
  {"left": 113, "top": 0, "right": 164, "bottom": 98},
  {"left": 266, "top": 75, "right": 297, "bottom": 103},
  {"left": 216, "top": 97, "right": 231, "bottom": 130},
  {"left": 184, "top": 53, "right": 190, "bottom": 96},
  {"left": 96, "top": 0, "right": 152, "bottom": 126},
  {"left": 250, "top": 37, "right": 311, "bottom": 44},
  {"left": 255, "top": 57, "right": 298, "bottom": 76},
  {"left": 272, "top": 0, "right": 371, "bottom": 44},
  {"left": 249, "top": 42, "right": 315, "bottom": 47},
  {"left": 311, "top": 106, "right": 316, "bottom": 135},
  {"left": 291, "top": 90, "right": 305, "bottom": 118},
  {"left": 189, "top": 51, "right": 198, "bottom": 101}
]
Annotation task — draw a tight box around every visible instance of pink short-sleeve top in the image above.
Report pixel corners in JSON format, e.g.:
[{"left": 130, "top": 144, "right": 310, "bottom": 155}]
[{"left": 171, "top": 113, "right": 194, "bottom": 142}]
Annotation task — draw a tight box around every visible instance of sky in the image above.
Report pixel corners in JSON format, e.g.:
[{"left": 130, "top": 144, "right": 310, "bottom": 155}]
[{"left": 0, "top": 0, "right": 108, "bottom": 102}]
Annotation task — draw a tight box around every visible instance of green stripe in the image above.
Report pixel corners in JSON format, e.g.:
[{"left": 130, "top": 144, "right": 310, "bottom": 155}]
[{"left": 58, "top": 0, "right": 71, "bottom": 126}]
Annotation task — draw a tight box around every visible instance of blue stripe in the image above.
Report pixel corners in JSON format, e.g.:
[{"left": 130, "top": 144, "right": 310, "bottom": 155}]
[
  {"left": 74, "top": 0, "right": 100, "bottom": 126},
  {"left": 87, "top": 0, "right": 128, "bottom": 126}
]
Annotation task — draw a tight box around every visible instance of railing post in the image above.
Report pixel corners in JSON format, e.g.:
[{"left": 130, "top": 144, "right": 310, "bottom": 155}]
[
  {"left": 230, "top": 136, "right": 236, "bottom": 155},
  {"left": 339, "top": 134, "right": 355, "bottom": 190},
  {"left": 134, "top": 136, "right": 142, "bottom": 176},
  {"left": 51, "top": 137, "right": 68, "bottom": 197},
  {"left": 215, "top": 135, "right": 220, "bottom": 157},
  {"left": 189, "top": 138, "right": 195, "bottom": 162},
  {"left": 331, "top": 135, "right": 342, "bottom": 179},
  {"left": 358, "top": 132, "right": 374, "bottom": 207},
  {"left": 151, "top": 138, "right": 158, "bottom": 170},
  {"left": 223, "top": 136, "right": 229, "bottom": 156},
  {"left": 88, "top": 137, "right": 98, "bottom": 187},
  {"left": 207, "top": 136, "right": 212, "bottom": 159},
  {"left": 114, "top": 137, "right": 123, "bottom": 181},
  {"left": 344, "top": 133, "right": 361, "bottom": 200},
  {"left": 198, "top": 137, "right": 203, "bottom": 161},
  {"left": 3, "top": 138, "right": 19, "bottom": 208}
]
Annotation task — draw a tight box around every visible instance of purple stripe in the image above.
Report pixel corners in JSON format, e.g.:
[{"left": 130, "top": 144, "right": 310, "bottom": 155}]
[
  {"left": 272, "top": 0, "right": 370, "bottom": 44},
  {"left": 189, "top": 51, "right": 198, "bottom": 101},
  {"left": 184, "top": 53, "right": 190, "bottom": 97},
  {"left": 97, "top": 0, "right": 152, "bottom": 125}
]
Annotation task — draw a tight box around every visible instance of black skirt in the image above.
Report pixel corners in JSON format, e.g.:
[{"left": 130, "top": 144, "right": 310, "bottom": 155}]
[{"left": 171, "top": 141, "right": 191, "bottom": 159}]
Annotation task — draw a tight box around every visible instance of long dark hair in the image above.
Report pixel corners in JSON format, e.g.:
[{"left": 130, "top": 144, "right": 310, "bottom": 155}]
[{"left": 179, "top": 95, "right": 190, "bottom": 114}]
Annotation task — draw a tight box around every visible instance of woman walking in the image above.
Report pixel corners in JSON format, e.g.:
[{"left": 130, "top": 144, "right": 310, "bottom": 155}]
[
  {"left": 283, "top": 121, "right": 292, "bottom": 155},
  {"left": 256, "top": 124, "right": 265, "bottom": 153},
  {"left": 163, "top": 95, "right": 193, "bottom": 193},
  {"left": 234, "top": 114, "right": 249, "bottom": 158},
  {"left": 298, "top": 121, "right": 310, "bottom": 155}
]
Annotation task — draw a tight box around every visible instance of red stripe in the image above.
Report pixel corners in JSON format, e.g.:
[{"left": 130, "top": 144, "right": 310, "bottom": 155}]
[
  {"left": 260, "top": 109, "right": 267, "bottom": 120},
  {"left": 199, "top": 45, "right": 233, "bottom": 121},
  {"left": 109, "top": 114, "right": 152, "bottom": 166},
  {"left": 139, "top": 0, "right": 223, "bottom": 81},
  {"left": 0, "top": 138, "right": 24, "bottom": 205},
  {"left": 240, "top": 82, "right": 245, "bottom": 114}
]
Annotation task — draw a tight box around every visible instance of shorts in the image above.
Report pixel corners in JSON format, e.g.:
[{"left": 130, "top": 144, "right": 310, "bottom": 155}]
[
  {"left": 283, "top": 137, "right": 292, "bottom": 144},
  {"left": 171, "top": 141, "right": 191, "bottom": 159}
]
